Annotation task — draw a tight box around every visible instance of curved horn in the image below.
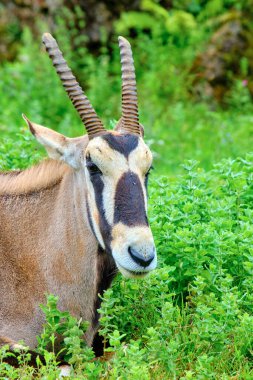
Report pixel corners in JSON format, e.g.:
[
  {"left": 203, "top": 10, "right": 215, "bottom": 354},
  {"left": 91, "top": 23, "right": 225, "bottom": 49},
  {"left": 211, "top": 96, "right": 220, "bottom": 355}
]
[
  {"left": 42, "top": 33, "right": 106, "bottom": 138},
  {"left": 118, "top": 36, "right": 140, "bottom": 135}
]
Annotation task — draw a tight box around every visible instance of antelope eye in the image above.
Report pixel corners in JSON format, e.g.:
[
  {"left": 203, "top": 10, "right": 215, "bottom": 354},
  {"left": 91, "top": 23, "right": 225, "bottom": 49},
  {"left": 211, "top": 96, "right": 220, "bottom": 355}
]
[{"left": 86, "top": 158, "right": 102, "bottom": 175}]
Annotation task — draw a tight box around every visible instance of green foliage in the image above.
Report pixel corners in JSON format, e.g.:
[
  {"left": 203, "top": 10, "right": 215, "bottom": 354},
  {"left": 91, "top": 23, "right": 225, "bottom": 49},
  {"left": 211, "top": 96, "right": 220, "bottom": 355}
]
[
  {"left": 37, "top": 294, "right": 95, "bottom": 368},
  {"left": 225, "top": 79, "right": 252, "bottom": 111},
  {"left": 1, "top": 151, "right": 253, "bottom": 377},
  {"left": 150, "top": 155, "right": 253, "bottom": 302},
  {"left": 98, "top": 155, "right": 253, "bottom": 378},
  {"left": 0, "top": 128, "right": 42, "bottom": 171},
  {"left": 99, "top": 266, "right": 176, "bottom": 342},
  {"left": 0, "top": 294, "right": 100, "bottom": 378}
]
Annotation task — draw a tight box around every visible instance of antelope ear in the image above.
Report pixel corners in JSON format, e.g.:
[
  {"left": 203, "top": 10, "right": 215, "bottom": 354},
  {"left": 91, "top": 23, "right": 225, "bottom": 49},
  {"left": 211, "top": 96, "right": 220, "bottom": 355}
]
[
  {"left": 22, "top": 114, "right": 81, "bottom": 169},
  {"left": 114, "top": 117, "right": 144, "bottom": 137}
]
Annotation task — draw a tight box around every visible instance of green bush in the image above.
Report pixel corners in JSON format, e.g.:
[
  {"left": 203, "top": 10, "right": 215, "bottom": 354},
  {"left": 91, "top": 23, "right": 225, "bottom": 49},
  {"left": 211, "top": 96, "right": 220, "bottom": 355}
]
[
  {"left": 1, "top": 155, "right": 253, "bottom": 378},
  {"left": 97, "top": 155, "right": 253, "bottom": 378}
]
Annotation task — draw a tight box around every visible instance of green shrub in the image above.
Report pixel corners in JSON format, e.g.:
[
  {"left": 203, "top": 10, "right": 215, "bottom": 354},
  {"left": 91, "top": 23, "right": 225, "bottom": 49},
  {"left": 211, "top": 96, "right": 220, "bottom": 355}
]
[
  {"left": 1, "top": 151, "right": 253, "bottom": 377},
  {"left": 98, "top": 154, "right": 253, "bottom": 378}
]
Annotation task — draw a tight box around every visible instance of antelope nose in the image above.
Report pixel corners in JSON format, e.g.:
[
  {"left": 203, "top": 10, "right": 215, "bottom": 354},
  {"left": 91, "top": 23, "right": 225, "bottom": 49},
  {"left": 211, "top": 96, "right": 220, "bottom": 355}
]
[{"left": 128, "top": 246, "right": 155, "bottom": 268}]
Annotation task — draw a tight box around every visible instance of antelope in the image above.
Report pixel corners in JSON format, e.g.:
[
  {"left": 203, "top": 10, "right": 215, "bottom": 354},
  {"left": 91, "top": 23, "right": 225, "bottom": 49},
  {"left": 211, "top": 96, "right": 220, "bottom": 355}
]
[{"left": 0, "top": 33, "right": 157, "bottom": 353}]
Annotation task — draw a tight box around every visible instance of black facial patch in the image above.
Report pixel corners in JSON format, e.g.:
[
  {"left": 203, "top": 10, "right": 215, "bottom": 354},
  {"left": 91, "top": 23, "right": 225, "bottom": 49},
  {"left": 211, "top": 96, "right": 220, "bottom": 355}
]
[
  {"left": 92, "top": 246, "right": 117, "bottom": 329},
  {"left": 114, "top": 171, "right": 148, "bottom": 227},
  {"left": 144, "top": 173, "right": 149, "bottom": 191},
  {"left": 88, "top": 169, "right": 112, "bottom": 252},
  {"left": 86, "top": 154, "right": 102, "bottom": 175},
  {"left": 86, "top": 200, "right": 96, "bottom": 237},
  {"left": 102, "top": 133, "right": 139, "bottom": 158}
]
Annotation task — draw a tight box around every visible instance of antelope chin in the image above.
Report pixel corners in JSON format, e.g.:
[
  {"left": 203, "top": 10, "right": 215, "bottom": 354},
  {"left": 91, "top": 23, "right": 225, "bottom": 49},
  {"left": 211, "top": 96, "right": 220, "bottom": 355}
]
[{"left": 116, "top": 262, "right": 150, "bottom": 279}]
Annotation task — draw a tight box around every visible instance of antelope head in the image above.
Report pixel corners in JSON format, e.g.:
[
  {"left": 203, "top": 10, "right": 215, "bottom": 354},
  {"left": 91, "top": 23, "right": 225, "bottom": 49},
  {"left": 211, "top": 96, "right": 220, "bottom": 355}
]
[{"left": 23, "top": 33, "right": 157, "bottom": 278}]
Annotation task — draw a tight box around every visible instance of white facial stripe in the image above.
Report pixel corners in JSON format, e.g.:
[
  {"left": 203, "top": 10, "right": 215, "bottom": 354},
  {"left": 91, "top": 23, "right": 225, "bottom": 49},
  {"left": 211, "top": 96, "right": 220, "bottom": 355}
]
[
  {"left": 85, "top": 167, "right": 105, "bottom": 249},
  {"left": 128, "top": 144, "right": 152, "bottom": 171},
  {"left": 141, "top": 179, "right": 148, "bottom": 211},
  {"left": 87, "top": 137, "right": 128, "bottom": 175},
  {"left": 128, "top": 143, "right": 152, "bottom": 211},
  {"left": 103, "top": 176, "right": 117, "bottom": 225},
  {"left": 101, "top": 150, "right": 129, "bottom": 226}
]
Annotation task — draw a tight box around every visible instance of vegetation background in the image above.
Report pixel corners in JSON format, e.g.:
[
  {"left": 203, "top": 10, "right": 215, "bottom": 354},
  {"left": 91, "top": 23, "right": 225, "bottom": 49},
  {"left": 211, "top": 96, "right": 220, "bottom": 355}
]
[{"left": 0, "top": 0, "right": 253, "bottom": 378}]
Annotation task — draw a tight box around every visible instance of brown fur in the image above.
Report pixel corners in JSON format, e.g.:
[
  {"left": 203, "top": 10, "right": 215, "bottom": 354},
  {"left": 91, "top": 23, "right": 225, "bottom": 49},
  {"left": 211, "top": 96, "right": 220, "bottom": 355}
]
[
  {"left": 0, "top": 155, "right": 104, "bottom": 349},
  {"left": 0, "top": 160, "right": 69, "bottom": 196}
]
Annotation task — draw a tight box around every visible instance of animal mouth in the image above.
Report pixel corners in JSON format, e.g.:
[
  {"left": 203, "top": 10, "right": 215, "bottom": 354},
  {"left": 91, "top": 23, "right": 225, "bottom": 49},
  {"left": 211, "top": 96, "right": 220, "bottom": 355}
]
[
  {"left": 129, "top": 270, "right": 148, "bottom": 276},
  {"left": 116, "top": 262, "right": 149, "bottom": 278}
]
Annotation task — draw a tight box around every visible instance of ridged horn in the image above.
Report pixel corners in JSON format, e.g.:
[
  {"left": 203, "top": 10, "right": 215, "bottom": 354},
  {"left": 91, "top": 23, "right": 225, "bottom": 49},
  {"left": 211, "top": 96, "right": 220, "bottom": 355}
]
[
  {"left": 42, "top": 33, "right": 106, "bottom": 138},
  {"left": 118, "top": 36, "right": 140, "bottom": 135}
]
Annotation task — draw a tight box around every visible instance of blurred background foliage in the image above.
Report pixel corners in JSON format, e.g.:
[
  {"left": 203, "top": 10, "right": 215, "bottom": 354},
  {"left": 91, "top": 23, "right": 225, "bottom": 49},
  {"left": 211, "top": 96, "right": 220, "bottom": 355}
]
[{"left": 0, "top": 0, "right": 253, "bottom": 174}]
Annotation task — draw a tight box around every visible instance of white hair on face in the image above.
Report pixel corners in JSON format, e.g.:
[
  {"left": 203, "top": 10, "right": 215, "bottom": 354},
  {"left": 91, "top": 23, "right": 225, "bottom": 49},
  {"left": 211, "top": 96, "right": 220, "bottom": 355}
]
[{"left": 85, "top": 167, "right": 105, "bottom": 249}]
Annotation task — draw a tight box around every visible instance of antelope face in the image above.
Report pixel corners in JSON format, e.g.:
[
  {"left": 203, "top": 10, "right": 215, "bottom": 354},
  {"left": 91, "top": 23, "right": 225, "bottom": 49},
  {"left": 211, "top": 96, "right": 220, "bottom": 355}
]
[{"left": 84, "top": 132, "right": 157, "bottom": 278}]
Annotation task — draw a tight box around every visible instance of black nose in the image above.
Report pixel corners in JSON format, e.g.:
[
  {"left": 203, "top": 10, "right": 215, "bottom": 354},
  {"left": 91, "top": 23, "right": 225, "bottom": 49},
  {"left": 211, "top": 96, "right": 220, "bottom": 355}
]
[{"left": 128, "top": 247, "right": 155, "bottom": 268}]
